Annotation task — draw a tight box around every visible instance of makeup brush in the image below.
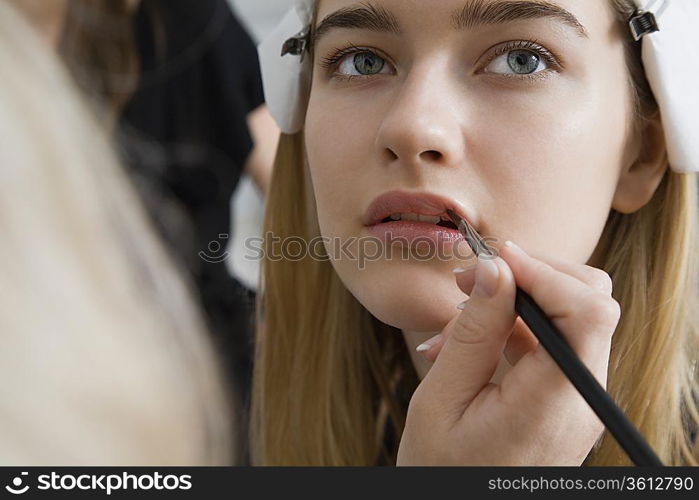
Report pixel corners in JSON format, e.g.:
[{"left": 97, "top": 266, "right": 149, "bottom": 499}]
[{"left": 446, "top": 209, "right": 662, "bottom": 467}]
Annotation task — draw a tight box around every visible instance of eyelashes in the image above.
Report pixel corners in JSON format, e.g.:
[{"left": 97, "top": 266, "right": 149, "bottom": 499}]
[
  {"left": 484, "top": 39, "right": 562, "bottom": 78},
  {"left": 318, "top": 39, "right": 564, "bottom": 83},
  {"left": 318, "top": 42, "right": 387, "bottom": 77}
]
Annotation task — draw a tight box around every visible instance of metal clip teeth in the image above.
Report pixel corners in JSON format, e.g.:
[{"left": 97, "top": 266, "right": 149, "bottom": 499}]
[
  {"left": 629, "top": 10, "right": 659, "bottom": 41},
  {"left": 281, "top": 28, "right": 310, "bottom": 61}
]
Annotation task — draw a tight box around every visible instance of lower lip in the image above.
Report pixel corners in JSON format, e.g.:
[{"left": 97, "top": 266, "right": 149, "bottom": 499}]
[{"left": 365, "top": 221, "right": 465, "bottom": 249}]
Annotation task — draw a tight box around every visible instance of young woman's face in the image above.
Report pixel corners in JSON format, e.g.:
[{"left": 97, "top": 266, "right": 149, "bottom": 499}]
[{"left": 305, "top": 0, "right": 635, "bottom": 332}]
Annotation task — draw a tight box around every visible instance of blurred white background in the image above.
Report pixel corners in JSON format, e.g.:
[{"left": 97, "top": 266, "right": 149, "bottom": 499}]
[{"left": 229, "top": 0, "right": 294, "bottom": 41}]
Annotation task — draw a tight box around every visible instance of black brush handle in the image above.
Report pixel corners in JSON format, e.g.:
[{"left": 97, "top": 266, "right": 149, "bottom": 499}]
[{"left": 515, "top": 288, "right": 663, "bottom": 466}]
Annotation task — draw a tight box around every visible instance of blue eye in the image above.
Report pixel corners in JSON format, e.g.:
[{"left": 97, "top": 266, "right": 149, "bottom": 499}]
[
  {"left": 487, "top": 49, "right": 547, "bottom": 75},
  {"left": 338, "top": 51, "right": 387, "bottom": 76},
  {"left": 508, "top": 50, "right": 542, "bottom": 74},
  {"left": 482, "top": 40, "right": 561, "bottom": 78}
]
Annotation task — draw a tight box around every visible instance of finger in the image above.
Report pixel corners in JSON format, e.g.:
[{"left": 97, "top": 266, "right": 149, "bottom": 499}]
[
  {"left": 500, "top": 241, "right": 620, "bottom": 353},
  {"left": 516, "top": 250, "right": 614, "bottom": 296},
  {"left": 416, "top": 333, "right": 445, "bottom": 363},
  {"left": 422, "top": 254, "right": 613, "bottom": 364},
  {"left": 503, "top": 318, "right": 538, "bottom": 365},
  {"left": 419, "top": 318, "right": 538, "bottom": 366},
  {"left": 499, "top": 241, "right": 620, "bottom": 380},
  {"left": 453, "top": 251, "right": 613, "bottom": 299},
  {"left": 420, "top": 254, "right": 517, "bottom": 415}
]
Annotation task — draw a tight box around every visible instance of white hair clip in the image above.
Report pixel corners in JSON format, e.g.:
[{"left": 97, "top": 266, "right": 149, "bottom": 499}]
[
  {"left": 632, "top": 0, "right": 698, "bottom": 173},
  {"left": 258, "top": 0, "right": 699, "bottom": 172},
  {"left": 257, "top": 0, "right": 314, "bottom": 135}
]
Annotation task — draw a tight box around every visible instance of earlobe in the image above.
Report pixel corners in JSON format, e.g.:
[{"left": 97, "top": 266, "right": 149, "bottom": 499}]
[{"left": 611, "top": 112, "right": 669, "bottom": 215}]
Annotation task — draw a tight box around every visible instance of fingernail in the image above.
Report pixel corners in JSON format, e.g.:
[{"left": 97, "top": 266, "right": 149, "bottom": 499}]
[
  {"left": 474, "top": 255, "right": 500, "bottom": 297},
  {"left": 456, "top": 301, "right": 467, "bottom": 310},
  {"left": 453, "top": 267, "right": 467, "bottom": 274},
  {"left": 416, "top": 334, "right": 443, "bottom": 353},
  {"left": 505, "top": 240, "right": 526, "bottom": 255}
]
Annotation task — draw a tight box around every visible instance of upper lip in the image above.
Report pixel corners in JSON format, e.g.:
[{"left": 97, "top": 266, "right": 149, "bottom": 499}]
[{"left": 363, "top": 190, "right": 477, "bottom": 229}]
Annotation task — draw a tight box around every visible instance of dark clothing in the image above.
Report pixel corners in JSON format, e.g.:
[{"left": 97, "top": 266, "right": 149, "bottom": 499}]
[
  {"left": 121, "top": 0, "right": 263, "bottom": 261},
  {"left": 118, "top": 0, "right": 264, "bottom": 463}
]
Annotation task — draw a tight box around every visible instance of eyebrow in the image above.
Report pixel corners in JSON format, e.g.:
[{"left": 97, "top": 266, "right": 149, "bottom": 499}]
[
  {"left": 312, "top": 1, "right": 401, "bottom": 45},
  {"left": 453, "top": 0, "right": 588, "bottom": 37},
  {"left": 312, "top": 0, "right": 588, "bottom": 49}
]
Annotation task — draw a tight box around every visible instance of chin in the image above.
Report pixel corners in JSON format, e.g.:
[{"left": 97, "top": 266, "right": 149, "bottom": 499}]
[
  {"left": 368, "top": 303, "right": 453, "bottom": 332},
  {"left": 342, "top": 264, "right": 465, "bottom": 332}
]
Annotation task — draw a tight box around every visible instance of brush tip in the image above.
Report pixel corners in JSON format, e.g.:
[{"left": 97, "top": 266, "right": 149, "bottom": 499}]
[{"left": 446, "top": 209, "right": 460, "bottom": 225}]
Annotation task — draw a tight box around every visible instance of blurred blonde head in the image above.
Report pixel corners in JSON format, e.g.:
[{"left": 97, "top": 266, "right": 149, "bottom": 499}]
[{"left": 0, "top": 1, "right": 232, "bottom": 465}]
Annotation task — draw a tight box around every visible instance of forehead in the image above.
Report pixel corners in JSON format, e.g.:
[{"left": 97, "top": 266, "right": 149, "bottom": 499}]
[{"left": 314, "top": 0, "right": 615, "bottom": 41}]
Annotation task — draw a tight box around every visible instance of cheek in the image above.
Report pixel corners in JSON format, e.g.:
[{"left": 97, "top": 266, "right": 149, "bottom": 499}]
[
  {"left": 301, "top": 59, "right": 632, "bottom": 332},
  {"left": 304, "top": 92, "right": 379, "bottom": 239},
  {"left": 468, "top": 78, "right": 628, "bottom": 262},
  {"left": 305, "top": 93, "right": 467, "bottom": 331}
]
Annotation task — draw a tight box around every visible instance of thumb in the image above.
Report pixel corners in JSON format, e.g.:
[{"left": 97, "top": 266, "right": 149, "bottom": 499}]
[{"left": 420, "top": 254, "right": 517, "bottom": 415}]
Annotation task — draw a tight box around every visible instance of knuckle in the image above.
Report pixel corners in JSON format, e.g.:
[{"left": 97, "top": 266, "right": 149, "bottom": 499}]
[
  {"left": 405, "top": 385, "right": 434, "bottom": 422},
  {"left": 452, "top": 311, "right": 492, "bottom": 346},
  {"left": 406, "top": 386, "right": 425, "bottom": 414},
  {"left": 586, "top": 267, "right": 614, "bottom": 295},
  {"left": 580, "top": 292, "right": 621, "bottom": 331}
]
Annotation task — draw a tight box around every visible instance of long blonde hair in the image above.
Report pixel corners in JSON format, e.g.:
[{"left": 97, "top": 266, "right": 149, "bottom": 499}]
[
  {"left": 0, "top": 2, "right": 232, "bottom": 465},
  {"left": 252, "top": 0, "right": 699, "bottom": 465}
]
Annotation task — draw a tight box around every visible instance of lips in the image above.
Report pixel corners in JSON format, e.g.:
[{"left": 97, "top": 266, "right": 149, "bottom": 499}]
[
  {"left": 362, "top": 190, "right": 479, "bottom": 251},
  {"left": 363, "top": 190, "right": 477, "bottom": 230}
]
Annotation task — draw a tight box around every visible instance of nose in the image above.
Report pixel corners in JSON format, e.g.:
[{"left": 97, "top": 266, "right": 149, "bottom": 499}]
[{"left": 376, "top": 69, "right": 466, "bottom": 170}]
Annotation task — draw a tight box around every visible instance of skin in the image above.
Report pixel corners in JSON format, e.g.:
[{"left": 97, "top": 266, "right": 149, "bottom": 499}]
[
  {"left": 244, "top": 104, "right": 280, "bottom": 195},
  {"left": 305, "top": 0, "right": 668, "bottom": 464},
  {"left": 306, "top": 0, "right": 665, "bottom": 333}
]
